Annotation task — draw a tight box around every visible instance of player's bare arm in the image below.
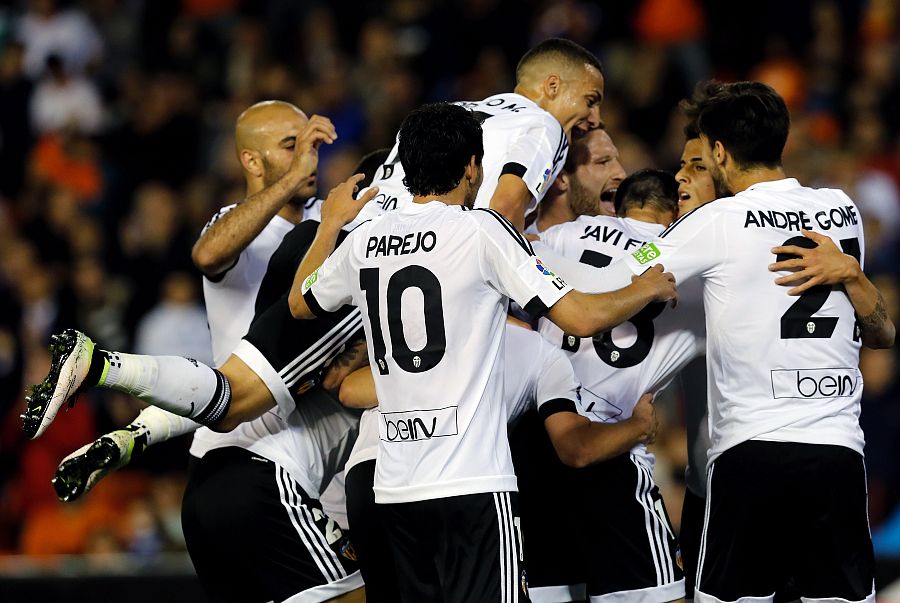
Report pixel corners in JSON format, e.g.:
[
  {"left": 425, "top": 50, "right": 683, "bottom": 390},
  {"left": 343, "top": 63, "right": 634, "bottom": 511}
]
[
  {"left": 192, "top": 115, "right": 337, "bottom": 277},
  {"left": 489, "top": 174, "right": 534, "bottom": 232},
  {"left": 321, "top": 339, "right": 369, "bottom": 394},
  {"left": 769, "top": 229, "right": 895, "bottom": 349},
  {"left": 547, "top": 264, "right": 677, "bottom": 337},
  {"left": 289, "top": 174, "right": 379, "bottom": 319},
  {"left": 544, "top": 393, "right": 658, "bottom": 468},
  {"left": 337, "top": 366, "right": 378, "bottom": 410}
]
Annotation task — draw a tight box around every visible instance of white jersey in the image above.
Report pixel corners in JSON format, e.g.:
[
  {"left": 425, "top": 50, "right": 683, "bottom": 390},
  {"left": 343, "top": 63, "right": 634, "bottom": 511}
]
[
  {"left": 346, "top": 324, "right": 581, "bottom": 472},
  {"left": 589, "top": 179, "right": 866, "bottom": 464},
  {"left": 192, "top": 202, "right": 357, "bottom": 497},
  {"left": 537, "top": 216, "right": 704, "bottom": 466},
  {"left": 202, "top": 203, "right": 295, "bottom": 367},
  {"left": 355, "top": 93, "right": 567, "bottom": 224},
  {"left": 304, "top": 202, "right": 572, "bottom": 503}
]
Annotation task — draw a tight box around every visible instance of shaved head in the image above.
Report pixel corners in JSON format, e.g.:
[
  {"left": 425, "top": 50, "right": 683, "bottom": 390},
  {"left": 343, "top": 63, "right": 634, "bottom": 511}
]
[
  {"left": 515, "top": 38, "right": 603, "bottom": 87},
  {"left": 235, "top": 100, "right": 307, "bottom": 156}
]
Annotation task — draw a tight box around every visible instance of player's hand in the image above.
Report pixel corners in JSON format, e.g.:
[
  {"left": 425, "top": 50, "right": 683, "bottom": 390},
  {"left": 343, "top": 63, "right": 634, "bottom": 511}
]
[
  {"left": 322, "top": 339, "right": 368, "bottom": 394},
  {"left": 631, "top": 393, "right": 658, "bottom": 444},
  {"left": 633, "top": 264, "right": 678, "bottom": 307},
  {"left": 321, "top": 173, "right": 379, "bottom": 228},
  {"left": 769, "top": 229, "right": 861, "bottom": 295},
  {"left": 289, "top": 115, "right": 338, "bottom": 181}
]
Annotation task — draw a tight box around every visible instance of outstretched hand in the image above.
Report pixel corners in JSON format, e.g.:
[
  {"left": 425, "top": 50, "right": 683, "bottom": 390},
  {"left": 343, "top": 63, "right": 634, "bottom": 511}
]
[
  {"left": 769, "top": 229, "right": 860, "bottom": 295},
  {"left": 321, "top": 174, "right": 379, "bottom": 229}
]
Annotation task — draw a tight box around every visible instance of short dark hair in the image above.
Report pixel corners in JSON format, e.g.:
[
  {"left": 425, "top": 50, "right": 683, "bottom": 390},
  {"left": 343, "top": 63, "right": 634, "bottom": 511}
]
[
  {"left": 398, "top": 103, "right": 484, "bottom": 197},
  {"left": 515, "top": 38, "right": 603, "bottom": 84},
  {"left": 687, "top": 80, "right": 789, "bottom": 168},
  {"left": 679, "top": 80, "right": 724, "bottom": 141},
  {"left": 614, "top": 169, "right": 679, "bottom": 216},
  {"left": 354, "top": 148, "right": 391, "bottom": 190}
]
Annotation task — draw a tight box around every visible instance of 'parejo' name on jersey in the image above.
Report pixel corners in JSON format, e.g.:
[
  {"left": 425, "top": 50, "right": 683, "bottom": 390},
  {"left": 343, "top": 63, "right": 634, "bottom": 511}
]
[
  {"left": 366, "top": 231, "right": 437, "bottom": 258},
  {"left": 743, "top": 205, "right": 859, "bottom": 231},
  {"left": 580, "top": 223, "right": 644, "bottom": 250}
]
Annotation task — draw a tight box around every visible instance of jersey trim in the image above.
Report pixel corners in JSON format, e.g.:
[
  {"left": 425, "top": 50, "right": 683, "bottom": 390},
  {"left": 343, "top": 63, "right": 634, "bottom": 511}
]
[
  {"left": 523, "top": 295, "right": 550, "bottom": 320},
  {"left": 204, "top": 256, "right": 239, "bottom": 283},
  {"left": 538, "top": 398, "right": 577, "bottom": 420},
  {"left": 659, "top": 198, "right": 722, "bottom": 239},
  {"left": 303, "top": 288, "right": 326, "bottom": 317},
  {"left": 500, "top": 162, "right": 527, "bottom": 178},
  {"left": 473, "top": 208, "right": 535, "bottom": 255}
]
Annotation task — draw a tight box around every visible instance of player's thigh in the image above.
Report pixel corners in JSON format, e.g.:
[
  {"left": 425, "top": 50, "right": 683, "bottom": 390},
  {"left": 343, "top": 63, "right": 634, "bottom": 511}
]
[
  {"left": 680, "top": 487, "right": 706, "bottom": 601},
  {"left": 345, "top": 460, "right": 401, "bottom": 603},
  {"left": 379, "top": 499, "right": 443, "bottom": 603},
  {"left": 584, "top": 454, "right": 684, "bottom": 602},
  {"left": 792, "top": 445, "right": 874, "bottom": 603},
  {"left": 437, "top": 492, "right": 529, "bottom": 603},
  {"left": 186, "top": 447, "right": 361, "bottom": 603},
  {"left": 696, "top": 442, "right": 792, "bottom": 603}
]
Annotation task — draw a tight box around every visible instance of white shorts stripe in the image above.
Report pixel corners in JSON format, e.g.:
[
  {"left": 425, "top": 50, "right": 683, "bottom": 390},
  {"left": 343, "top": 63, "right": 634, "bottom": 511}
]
[
  {"left": 696, "top": 462, "right": 715, "bottom": 591},
  {"left": 504, "top": 492, "right": 518, "bottom": 603},
  {"left": 643, "top": 462, "right": 674, "bottom": 584},
  {"left": 279, "top": 311, "right": 361, "bottom": 380},
  {"left": 494, "top": 493, "right": 509, "bottom": 603},
  {"left": 275, "top": 466, "right": 336, "bottom": 583},
  {"left": 283, "top": 315, "right": 363, "bottom": 386},
  {"left": 284, "top": 471, "right": 348, "bottom": 581},
  {"left": 632, "top": 456, "right": 663, "bottom": 585}
]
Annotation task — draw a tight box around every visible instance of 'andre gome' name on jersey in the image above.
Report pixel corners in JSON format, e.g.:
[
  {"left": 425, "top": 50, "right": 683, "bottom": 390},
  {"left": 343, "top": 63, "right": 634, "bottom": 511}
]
[
  {"left": 743, "top": 205, "right": 859, "bottom": 230},
  {"left": 366, "top": 230, "right": 437, "bottom": 258}
]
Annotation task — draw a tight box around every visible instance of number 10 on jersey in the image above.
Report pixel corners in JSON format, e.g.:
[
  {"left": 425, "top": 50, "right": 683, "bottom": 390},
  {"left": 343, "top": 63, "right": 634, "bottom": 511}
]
[{"left": 360, "top": 266, "right": 448, "bottom": 375}]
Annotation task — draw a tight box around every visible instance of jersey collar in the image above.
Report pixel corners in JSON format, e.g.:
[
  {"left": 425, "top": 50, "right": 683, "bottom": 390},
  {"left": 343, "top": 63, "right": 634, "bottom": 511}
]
[{"left": 741, "top": 177, "right": 801, "bottom": 194}]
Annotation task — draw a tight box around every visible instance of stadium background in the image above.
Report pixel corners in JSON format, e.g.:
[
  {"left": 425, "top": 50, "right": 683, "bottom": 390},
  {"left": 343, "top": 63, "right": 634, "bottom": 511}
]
[{"left": 0, "top": 0, "right": 898, "bottom": 600}]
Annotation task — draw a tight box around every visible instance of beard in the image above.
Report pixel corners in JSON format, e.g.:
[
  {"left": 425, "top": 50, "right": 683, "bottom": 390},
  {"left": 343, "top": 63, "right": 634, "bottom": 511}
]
[
  {"left": 710, "top": 165, "right": 733, "bottom": 198},
  {"left": 568, "top": 177, "right": 604, "bottom": 217}
]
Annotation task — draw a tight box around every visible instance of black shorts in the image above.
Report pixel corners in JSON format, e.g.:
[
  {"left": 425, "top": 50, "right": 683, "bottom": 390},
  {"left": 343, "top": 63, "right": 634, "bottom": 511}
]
[
  {"left": 680, "top": 487, "right": 705, "bottom": 600},
  {"left": 697, "top": 441, "right": 875, "bottom": 603},
  {"left": 380, "top": 491, "right": 529, "bottom": 603},
  {"left": 233, "top": 295, "right": 364, "bottom": 411},
  {"left": 509, "top": 409, "right": 588, "bottom": 602},
  {"left": 344, "top": 460, "right": 401, "bottom": 603},
  {"left": 182, "top": 447, "right": 363, "bottom": 603},
  {"left": 581, "top": 452, "right": 684, "bottom": 601}
]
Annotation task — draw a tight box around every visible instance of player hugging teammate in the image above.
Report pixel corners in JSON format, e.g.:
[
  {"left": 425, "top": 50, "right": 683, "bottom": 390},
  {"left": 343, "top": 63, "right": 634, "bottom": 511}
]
[{"left": 24, "top": 36, "right": 894, "bottom": 603}]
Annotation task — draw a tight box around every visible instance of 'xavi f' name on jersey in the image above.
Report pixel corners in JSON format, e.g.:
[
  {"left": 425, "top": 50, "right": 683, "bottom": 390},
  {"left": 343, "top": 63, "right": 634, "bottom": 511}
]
[
  {"left": 358, "top": 93, "right": 567, "bottom": 222},
  {"left": 581, "top": 179, "right": 866, "bottom": 464},
  {"left": 302, "top": 201, "right": 572, "bottom": 503},
  {"left": 537, "top": 215, "right": 704, "bottom": 466}
]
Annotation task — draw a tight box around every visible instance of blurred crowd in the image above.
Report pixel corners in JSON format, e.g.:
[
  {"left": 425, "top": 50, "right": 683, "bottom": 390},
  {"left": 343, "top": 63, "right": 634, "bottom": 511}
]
[{"left": 0, "top": 0, "right": 898, "bottom": 562}]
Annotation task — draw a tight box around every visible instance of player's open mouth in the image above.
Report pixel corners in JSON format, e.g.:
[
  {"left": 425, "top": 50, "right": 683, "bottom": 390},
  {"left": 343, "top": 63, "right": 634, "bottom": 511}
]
[
  {"left": 600, "top": 188, "right": 617, "bottom": 202},
  {"left": 679, "top": 191, "right": 692, "bottom": 201}
]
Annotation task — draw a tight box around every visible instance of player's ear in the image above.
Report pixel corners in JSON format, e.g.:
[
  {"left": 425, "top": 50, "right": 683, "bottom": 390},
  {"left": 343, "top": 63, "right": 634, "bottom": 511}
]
[
  {"left": 713, "top": 140, "right": 727, "bottom": 167},
  {"left": 553, "top": 171, "right": 570, "bottom": 193},
  {"left": 240, "top": 149, "right": 263, "bottom": 179},
  {"left": 543, "top": 73, "right": 562, "bottom": 99},
  {"left": 465, "top": 155, "right": 479, "bottom": 181}
]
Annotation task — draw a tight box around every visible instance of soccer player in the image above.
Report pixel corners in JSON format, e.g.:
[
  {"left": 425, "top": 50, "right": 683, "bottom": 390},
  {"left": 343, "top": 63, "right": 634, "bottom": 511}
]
[
  {"left": 359, "top": 37, "right": 604, "bottom": 231},
  {"left": 28, "top": 102, "right": 378, "bottom": 602},
  {"left": 536, "top": 169, "right": 694, "bottom": 603},
  {"left": 526, "top": 127, "right": 626, "bottom": 234},
  {"left": 291, "top": 102, "right": 677, "bottom": 603},
  {"left": 339, "top": 318, "right": 659, "bottom": 603},
  {"left": 560, "top": 81, "right": 894, "bottom": 603}
]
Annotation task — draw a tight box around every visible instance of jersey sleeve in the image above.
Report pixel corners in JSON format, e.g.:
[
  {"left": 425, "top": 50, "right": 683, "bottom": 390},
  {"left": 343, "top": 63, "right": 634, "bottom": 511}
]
[
  {"left": 618, "top": 203, "right": 723, "bottom": 282},
  {"left": 301, "top": 232, "right": 357, "bottom": 315},
  {"left": 534, "top": 344, "right": 581, "bottom": 420},
  {"left": 502, "top": 115, "right": 567, "bottom": 204},
  {"left": 474, "top": 209, "right": 573, "bottom": 319}
]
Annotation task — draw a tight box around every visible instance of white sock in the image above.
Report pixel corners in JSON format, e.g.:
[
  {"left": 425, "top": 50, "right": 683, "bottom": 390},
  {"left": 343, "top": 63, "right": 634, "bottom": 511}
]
[
  {"left": 100, "top": 352, "right": 231, "bottom": 426},
  {"left": 128, "top": 406, "right": 200, "bottom": 447}
]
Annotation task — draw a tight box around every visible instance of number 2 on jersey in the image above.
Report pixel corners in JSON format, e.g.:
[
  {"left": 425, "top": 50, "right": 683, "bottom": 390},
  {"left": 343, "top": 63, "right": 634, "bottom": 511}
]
[
  {"left": 360, "top": 266, "right": 447, "bottom": 374},
  {"left": 776, "top": 236, "right": 861, "bottom": 339}
]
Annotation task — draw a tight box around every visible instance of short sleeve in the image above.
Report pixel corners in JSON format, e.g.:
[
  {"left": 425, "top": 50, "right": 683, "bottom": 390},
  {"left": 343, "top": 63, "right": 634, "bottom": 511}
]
[
  {"left": 474, "top": 209, "right": 572, "bottom": 318},
  {"left": 535, "top": 344, "right": 580, "bottom": 420},
  {"left": 502, "top": 117, "right": 567, "bottom": 206},
  {"left": 302, "top": 233, "right": 356, "bottom": 315},
  {"left": 619, "top": 203, "right": 723, "bottom": 283}
]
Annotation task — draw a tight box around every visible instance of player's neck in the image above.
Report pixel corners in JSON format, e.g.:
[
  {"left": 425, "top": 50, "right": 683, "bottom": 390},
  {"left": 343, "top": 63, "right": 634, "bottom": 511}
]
[
  {"left": 536, "top": 196, "right": 576, "bottom": 232},
  {"left": 727, "top": 166, "right": 787, "bottom": 195},
  {"left": 277, "top": 203, "right": 305, "bottom": 224},
  {"left": 412, "top": 188, "right": 468, "bottom": 207},
  {"left": 624, "top": 206, "right": 671, "bottom": 227}
]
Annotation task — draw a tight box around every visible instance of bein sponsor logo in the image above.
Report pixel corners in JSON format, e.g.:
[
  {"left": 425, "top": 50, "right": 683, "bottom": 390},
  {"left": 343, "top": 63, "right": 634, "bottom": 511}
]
[
  {"left": 771, "top": 368, "right": 861, "bottom": 399},
  {"left": 379, "top": 406, "right": 459, "bottom": 442}
]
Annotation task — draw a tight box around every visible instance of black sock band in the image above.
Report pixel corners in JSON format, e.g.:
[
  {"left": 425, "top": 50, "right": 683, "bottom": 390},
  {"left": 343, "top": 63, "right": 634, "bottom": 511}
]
[
  {"left": 83, "top": 350, "right": 109, "bottom": 388},
  {"left": 193, "top": 369, "right": 232, "bottom": 427}
]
